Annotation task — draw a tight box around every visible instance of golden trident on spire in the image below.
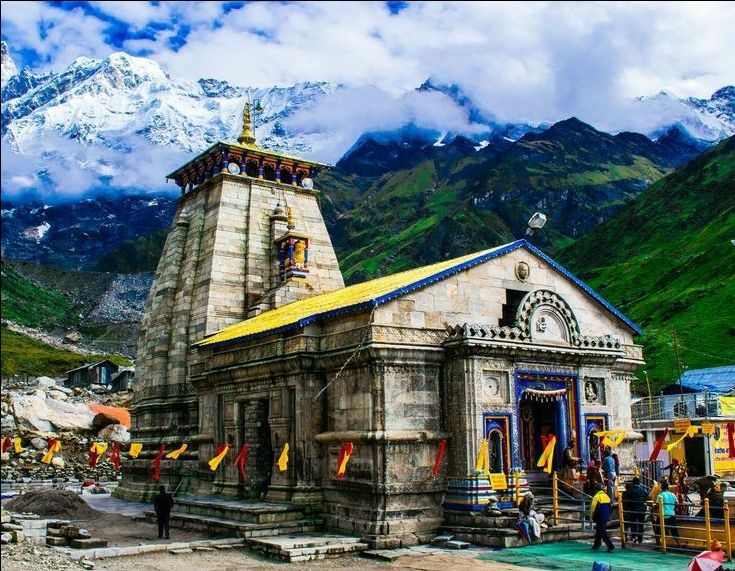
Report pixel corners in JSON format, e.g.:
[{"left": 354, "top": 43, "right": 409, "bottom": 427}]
[{"left": 238, "top": 96, "right": 258, "bottom": 146}]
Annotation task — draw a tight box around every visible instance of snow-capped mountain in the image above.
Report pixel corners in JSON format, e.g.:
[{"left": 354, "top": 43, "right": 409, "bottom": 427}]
[
  {"left": 1, "top": 40, "right": 733, "bottom": 206},
  {"left": 633, "top": 86, "right": 735, "bottom": 141},
  {"left": 0, "top": 41, "right": 18, "bottom": 89},
  {"left": 1, "top": 45, "right": 337, "bottom": 156}
]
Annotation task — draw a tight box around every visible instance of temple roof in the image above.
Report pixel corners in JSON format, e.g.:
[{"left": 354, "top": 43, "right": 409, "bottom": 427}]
[{"left": 195, "top": 239, "right": 642, "bottom": 349}]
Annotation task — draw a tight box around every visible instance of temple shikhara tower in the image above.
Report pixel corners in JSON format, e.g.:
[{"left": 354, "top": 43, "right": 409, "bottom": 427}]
[{"left": 118, "top": 102, "right": 645, "bottom": 548}]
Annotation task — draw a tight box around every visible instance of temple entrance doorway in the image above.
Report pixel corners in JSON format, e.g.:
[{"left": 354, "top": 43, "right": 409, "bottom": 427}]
[
  {"left": 240, "top": 399, "right": 273, "bottom": 497},
  {"left": 520, "top": 397, "right": 558, "bottom": 471}
]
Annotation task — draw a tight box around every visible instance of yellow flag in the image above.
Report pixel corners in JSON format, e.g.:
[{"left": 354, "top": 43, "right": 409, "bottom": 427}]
[
  {"left": 166, "top": 443, "right": 188, "bottom": 459},
  {"left": 41, "top": 440, "right": 61, "bottom": 464},
  {"left": 475, "top": 438, "right": 490, "bottom": 477},
  {"left": 208, "top": 445, "right": 231, "bottom": 471},
  {"left": 13, "top": 437, "right": 25, "bottom": 454},
  {"left": 536, "top": 436, "right": 556, "bottom": 474},
  {"left": 277, "top": 443, "right": 289, "bottom": 472},
  {"left": 601, "top": 430, "right": 626, "bottom": 448},
  {"left": 128, "top": 443, "right": 143, "bottom": 458},
  {"left": 91, "top": 442, "right": 109, "bottom": 455},
  {"left": 666, "top": 425, "right": 699, "bottom": 451}
]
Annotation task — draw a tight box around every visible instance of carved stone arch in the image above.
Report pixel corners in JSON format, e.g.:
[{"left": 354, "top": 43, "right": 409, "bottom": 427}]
[{"left": 515, "top": 290, "right": 581, "bottom": 345}]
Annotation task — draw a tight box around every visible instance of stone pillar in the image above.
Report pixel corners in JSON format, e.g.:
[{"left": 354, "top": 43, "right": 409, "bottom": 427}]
[{"left": 266, "top": 386, "right": 295, "bottom": 501}]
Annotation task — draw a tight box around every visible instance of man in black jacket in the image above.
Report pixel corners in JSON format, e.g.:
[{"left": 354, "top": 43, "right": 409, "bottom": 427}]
[
  {"left": 154, "top": 485, "right": 174, "bottom": 539},
  {"left": 622, "top": 477, "right": 649, "bottom": 543}
]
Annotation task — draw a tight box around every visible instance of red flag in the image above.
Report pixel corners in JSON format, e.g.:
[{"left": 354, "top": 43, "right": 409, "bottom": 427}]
[
  {"left": 336, "top": 442, "right": 353, "bottom": 479},
  {"left": 151, "top": 444, "right": 165, "bottom": 481},
  {"left": 233, "top": 444, "right": 249, "bottom": 481},
  {"left": 727, "top": 422, "right": 735, "bottom": 459},
  {"left": 432, "top": 439, "right": 447, "bottom": 477},
  {"left": 649, "top": 428, "right": 670, "bottom": 462},
  {"left": 109, "top": 443, "right": 121, "bottom": 469},
  {"left": 1, "top": 437, "right": 11, "bottom": 453},
  {"left": 89, "top": 445, "right": 100, "bottom": 468}
]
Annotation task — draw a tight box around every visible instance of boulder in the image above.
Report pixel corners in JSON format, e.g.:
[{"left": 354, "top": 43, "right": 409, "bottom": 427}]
[
  {"left": 1, "top": 414, "right": 17, "bottom": 431},
  {"left": 30, "top": 438, "right": 47, "bottom": 450},
  {"left": 51, "top": 456, "right": 65, "bottom": 469},
  {"left": 1, "top": 532, "right": 11, "bottom": 544},
  {"left": 10, "top": 530, "right": 25, "bottom": 543},
  {"left": 51, "top": 385, "right": 73, "bottom": 395},
  {"left": 96, "top": 423, "right": 130, "bottom": 443},
  {"left": 12, "top": 394, "right": 95, "bottom": 433},
  {"left": 36, "top": 377, "right": 57, "bottom": 389},
  {"left": 89, "top": 384, "right": 108, "bottom": 393},
  {"left": 48, "top": 390, "right": 68, "bottom": 402}
]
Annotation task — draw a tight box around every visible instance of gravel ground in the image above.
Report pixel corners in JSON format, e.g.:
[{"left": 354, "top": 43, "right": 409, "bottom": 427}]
[
  {"left": 1, "top": 542, "right": 91, "bottom": 571},
  {"left": 94, "top": 548, "right": 536, "bottom": 571}
]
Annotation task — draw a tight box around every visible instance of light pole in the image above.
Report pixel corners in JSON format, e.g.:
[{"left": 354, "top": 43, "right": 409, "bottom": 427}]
[{"left": 643, "top": 370, "right": 652, "bottom": 417}]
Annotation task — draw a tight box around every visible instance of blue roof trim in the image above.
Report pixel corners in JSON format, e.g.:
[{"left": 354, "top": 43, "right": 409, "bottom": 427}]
[
  {"left": 520, "top": 241, "right": 642, "bottom": 335},
  {"left": 201, "top": 238, "right": 641, "bottom": 351}
]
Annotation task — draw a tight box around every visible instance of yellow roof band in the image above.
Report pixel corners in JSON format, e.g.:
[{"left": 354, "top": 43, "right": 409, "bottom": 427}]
[{"left": 195, "top": 242, "right": 516, "bottom": 348}]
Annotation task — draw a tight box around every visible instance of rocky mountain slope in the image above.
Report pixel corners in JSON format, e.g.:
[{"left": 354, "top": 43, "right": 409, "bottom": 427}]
[
  {"left": 1, "top": 195, "right": 176, "bottom": 270},
  {"left": 557, "top": 136, "right": 735, "bottom": 388}
]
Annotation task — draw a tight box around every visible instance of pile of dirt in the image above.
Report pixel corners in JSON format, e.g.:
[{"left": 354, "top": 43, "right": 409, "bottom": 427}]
[{"left": 4, "top": 490, "right": 101, "bottom": 519}]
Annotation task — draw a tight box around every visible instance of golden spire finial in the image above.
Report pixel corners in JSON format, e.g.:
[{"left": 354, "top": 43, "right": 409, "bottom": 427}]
[
  {"left": 287, "top": 206, "right": 296, "bottom": 230},
  {"left": 238, "top": 100, "right": 257, "bottom": 146}
]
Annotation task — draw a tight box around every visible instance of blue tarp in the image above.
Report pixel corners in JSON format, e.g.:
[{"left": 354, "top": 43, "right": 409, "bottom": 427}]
[{"left": 668, "top": 365, "right": 735, "bottom": 393}]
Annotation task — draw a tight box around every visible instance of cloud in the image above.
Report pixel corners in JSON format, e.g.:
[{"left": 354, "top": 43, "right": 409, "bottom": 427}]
[
  {"left": 1, "top": 0, "right": 734, "bottom": 193},
  {"left": 1, "top": 133, "right": 186, "bottom": 202}
]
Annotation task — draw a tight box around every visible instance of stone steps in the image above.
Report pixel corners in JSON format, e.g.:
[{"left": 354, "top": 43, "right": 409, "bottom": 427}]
[
  {"left": 246, "top": 534, "right": 368, "bottom": 562},
  {"left": 444, "top": 523, "right": 593, "bottom": 548},
  {"left": 143, "top": 510, "right": 322, "bottom": 538},
  {"left": 171, "top": 496, "right": 308, "bottom": 524}
]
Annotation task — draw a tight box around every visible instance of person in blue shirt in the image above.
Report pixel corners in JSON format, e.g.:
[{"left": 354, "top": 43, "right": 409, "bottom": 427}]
[
  {"left": 656, "top": 480, "right": 680, "bottom": 546},
  {"left": 590, "top": 483, "right": 615, "bottom": 552},
  {"left": 602, "top": 449, "right": 617, "bottom": 500}
]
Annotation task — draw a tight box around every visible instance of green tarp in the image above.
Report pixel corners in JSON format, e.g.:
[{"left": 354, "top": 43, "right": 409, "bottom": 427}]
[{"left": 478, "top": 540, "right": 692, "bottom": 571}]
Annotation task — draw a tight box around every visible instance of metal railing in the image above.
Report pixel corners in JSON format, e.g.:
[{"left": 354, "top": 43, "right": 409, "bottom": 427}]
[
  {"left": 631, "top": 392, "right": 727, "bottom": 425},
  {"left": 616, "top": 492, "right": 732, "bottom": 561}
]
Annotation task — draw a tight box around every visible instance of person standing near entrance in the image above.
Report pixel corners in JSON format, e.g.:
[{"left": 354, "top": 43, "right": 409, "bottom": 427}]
[
  {"left": 590, "top": 484, "right": 615, "bottom": 552},
  {"left": 602, "top": 449, "right": 617, "bottom": 500},
  {"left": 154, "top": 485, "right": 174, "bottom": 539},
  {"left": 562, "top": 438, "right": 582, "bottom": 487}
]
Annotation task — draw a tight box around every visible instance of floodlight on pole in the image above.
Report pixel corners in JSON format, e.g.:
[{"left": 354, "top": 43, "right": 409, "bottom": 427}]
[{"left": 526, "top": 212, "right": 547, "bottom": 236}]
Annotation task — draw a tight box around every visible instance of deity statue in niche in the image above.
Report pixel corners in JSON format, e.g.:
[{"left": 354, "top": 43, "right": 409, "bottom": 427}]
[
  {"left": 585, "top": 381, "right": 599, "bottom": 403},
  {"left": 293, "top": 239, "right": 306, "bottom": 269}
]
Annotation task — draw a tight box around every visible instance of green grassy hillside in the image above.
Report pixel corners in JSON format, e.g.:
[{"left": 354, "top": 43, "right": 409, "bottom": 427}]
[
  {"left": 0, "top": 261, "right": 74, "bottom": 328},
  {"left": 558, "top": 137, "right": 735, "bottom": 389},
  {"left": 1, "top": 327, "right": 132, "bottom": 377}
]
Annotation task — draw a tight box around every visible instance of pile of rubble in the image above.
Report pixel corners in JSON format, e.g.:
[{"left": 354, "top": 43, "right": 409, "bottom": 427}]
[
  {"left": 1, "top": 377, "right": 132, "bottom": 483},
  {"left": 1, "top": 508, "right": 93, "bottom": 570}
]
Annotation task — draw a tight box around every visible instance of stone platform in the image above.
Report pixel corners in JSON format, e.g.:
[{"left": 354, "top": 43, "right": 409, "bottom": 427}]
[
  {"left": 246, "top": 533, "right": 368, "bottom": 562},
  {"left": 143, "top": 495, "right": 322, "bottom": 539}
]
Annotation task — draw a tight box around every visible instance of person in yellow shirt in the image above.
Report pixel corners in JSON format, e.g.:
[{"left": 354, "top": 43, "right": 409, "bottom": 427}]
[{"left": 590, "top": 484, "right": 615, "bottom": 552}]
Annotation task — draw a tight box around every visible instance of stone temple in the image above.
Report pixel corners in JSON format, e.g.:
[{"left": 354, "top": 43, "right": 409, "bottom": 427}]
[{"left": 117, "top": 104, "right": 645, "bottom": 547}]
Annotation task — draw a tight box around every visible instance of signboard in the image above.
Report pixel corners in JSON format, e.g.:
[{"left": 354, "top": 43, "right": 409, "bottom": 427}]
[
  {"left": 674, "top": 418, "right": 692, "bottom": 433},
  {"left": 713, "top": 424, "right": 735, "bottom": 476},
  {"left": 489, "top": 472, "right": 508, "bottom": 490},
  {"left": 701, "top": 423, "right": 715, "bottom": 436}
]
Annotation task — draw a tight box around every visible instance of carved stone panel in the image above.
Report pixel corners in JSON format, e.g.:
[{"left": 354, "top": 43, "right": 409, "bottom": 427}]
[{"left": 481, "top": 370, "right": 509, "bottom": 404}]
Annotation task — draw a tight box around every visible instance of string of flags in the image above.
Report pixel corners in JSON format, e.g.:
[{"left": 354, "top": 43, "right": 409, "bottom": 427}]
[{"left": 1, "top": 435, "right": 451, "bottom": 483}]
